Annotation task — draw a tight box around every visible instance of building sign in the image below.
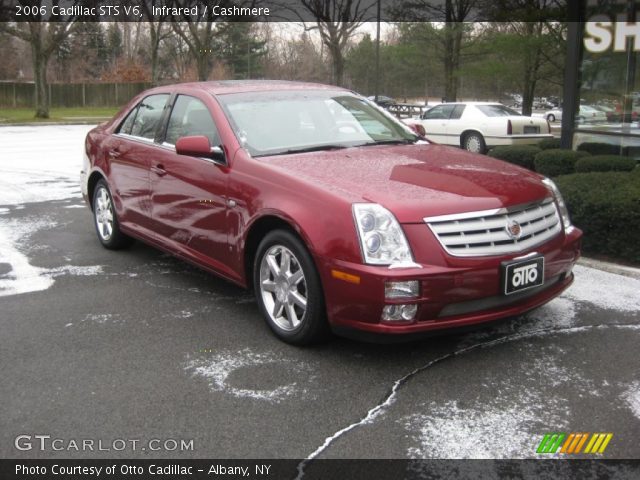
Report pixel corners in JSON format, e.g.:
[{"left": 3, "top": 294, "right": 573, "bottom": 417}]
[{"left": 584, "top": 14, "right": 640, "bottom": 53}]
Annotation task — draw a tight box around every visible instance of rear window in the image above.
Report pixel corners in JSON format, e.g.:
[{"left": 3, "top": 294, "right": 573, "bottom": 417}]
[{"left": 476, "top": 104, "right": 521, "bottom": 117}]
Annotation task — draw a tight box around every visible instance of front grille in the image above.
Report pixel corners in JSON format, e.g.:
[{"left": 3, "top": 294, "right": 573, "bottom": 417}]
[{"left": 424, "top": 198, "right": 561, "bottom": 257}]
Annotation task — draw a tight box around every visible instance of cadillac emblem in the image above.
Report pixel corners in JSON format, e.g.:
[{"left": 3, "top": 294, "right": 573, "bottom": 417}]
[{"left": 505, "top": 219, "right": 522, "bottom": 239}]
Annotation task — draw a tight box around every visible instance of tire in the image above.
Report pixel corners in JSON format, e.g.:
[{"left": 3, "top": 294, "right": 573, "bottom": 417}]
[
  {"left": 92, "top": 179, "right": 133, "bottom": 250},
  {"left": 547, "top": 114, "right": 555, "bottom": 122},
  {"left": 253, "top": 229, "right": 329, "bottom": 345},
  {"left": 463, "top": 132, "right": 486, "bottom": 154}
]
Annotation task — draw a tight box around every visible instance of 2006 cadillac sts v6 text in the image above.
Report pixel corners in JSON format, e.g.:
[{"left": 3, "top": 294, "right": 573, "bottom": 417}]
[{"left": 81, "top": 81, "right": 582, "bottom": 345}]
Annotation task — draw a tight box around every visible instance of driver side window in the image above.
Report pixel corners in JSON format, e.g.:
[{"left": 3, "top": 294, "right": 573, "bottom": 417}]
[
  {"left": 423, "top": 105, "right": 455, "bottom": 120},
  {"left": 165, "top": 95, "right": 221, "bottom": 147}
]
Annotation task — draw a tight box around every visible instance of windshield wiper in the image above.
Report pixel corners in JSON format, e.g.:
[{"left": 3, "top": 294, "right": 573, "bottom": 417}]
[
  {"left": 357, "top": 139, "right": 416, "bottom": 147},
  {"left": 257, "top": 144, "right": 350, "bottom": 157}
]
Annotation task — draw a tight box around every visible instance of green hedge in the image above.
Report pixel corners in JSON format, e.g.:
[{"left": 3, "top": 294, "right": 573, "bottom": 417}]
[
  {"left": 533, "top": 149, "right": 587, "bottom": 177},
  {"left": 538, "top": 137, "right": 561, "bottom": 150},
  {"left": 575, "top": 155, "right": 637, "bottom": 173},
  {"left": 487, "top": 145, "right": 541, "bottom": 170},
  {"left": 576, "top": 142, "right": 621, "bottom": 156},
  {"left": 555, "top": 172, "right": 640, "bottom": 263}
]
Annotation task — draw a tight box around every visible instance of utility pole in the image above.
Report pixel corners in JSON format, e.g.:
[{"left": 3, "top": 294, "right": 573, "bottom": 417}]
[{"left": 374, "top": 0, "right": 381, "bottom": 102}]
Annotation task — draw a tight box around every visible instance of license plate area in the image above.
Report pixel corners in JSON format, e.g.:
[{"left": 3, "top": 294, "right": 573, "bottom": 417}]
[
  {"left": 524, "top": 126, "right": 540, "bottom": 134},
  {"left": 502, "top": 256, "right": 544, "bottom": 295}
]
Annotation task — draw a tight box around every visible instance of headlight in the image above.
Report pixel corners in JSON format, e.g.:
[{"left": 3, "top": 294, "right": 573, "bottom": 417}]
[
  {"left": 542, "top": 178, "right": 572, "bottom": 231},
  {"left": 353, "top": 203, "right": 414, "bottom": 265}
]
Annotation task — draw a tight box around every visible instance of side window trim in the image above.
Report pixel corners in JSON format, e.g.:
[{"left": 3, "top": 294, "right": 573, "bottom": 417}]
[
  {"left": 155, "top": 92, "right": 177, "bottom": 144},
  {"left": 116, "top": 93, "right": 170, "bottom": 142}
]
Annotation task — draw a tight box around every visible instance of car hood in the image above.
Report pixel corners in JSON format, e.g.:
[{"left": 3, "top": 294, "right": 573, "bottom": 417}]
[{"left": 261, "top": 144, "right": 551, "bottom": 223}]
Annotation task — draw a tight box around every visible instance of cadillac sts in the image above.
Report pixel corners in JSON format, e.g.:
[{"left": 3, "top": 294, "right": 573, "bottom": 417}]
[{"left": 81, "top": 81, "right": 582, "bottom": 344}]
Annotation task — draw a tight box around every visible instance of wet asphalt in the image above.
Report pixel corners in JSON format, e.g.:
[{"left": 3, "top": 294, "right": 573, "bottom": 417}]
[{"left": 1, "top": 196, "right": 639, "bottom": 473}]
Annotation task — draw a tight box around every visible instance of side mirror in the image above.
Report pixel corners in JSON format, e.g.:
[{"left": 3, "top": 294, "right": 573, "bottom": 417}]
[{"left": 175, "top": 135, "right": 226, "bottom": 163}]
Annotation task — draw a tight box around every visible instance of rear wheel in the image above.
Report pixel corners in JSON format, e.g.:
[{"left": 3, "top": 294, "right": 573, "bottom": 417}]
[
  {"left": 547, "top": 114, "right": 556, "bottom": 122},
  {"left": 253, "top": 230, "right": 328, "bottom": 345},
  {"left": 463, "top": 132, "right": 486, "bottom": 154},
  {"left": 92, "top": 179, "right": 132, "bottom": 249}
]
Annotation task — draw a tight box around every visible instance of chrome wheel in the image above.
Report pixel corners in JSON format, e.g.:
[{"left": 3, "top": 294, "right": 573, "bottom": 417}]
[
  {"left": 94, "top": 186, "right": 114, "bottom": 242},
  {"left": 259, "top": 245, "right": 307, "bottom": 332}
]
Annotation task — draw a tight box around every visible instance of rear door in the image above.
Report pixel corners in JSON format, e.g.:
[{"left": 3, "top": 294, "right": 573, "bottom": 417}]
[
  {"left": 149, "top": 93, "right": 232, "bottom": 274},
  {"left": 106, "top": 93, "right": 169, "bottom": 230}
]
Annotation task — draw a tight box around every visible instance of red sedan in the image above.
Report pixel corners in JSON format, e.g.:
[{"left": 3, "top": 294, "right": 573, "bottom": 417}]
[{"left": 81, "top": 81, "right": 582, "bottom": 344}]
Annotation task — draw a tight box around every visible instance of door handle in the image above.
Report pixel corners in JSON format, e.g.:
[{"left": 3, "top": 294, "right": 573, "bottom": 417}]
[
  {"left": 108, "top": 148, "right": 121, "bottom": 158},
  {"left": 151, "top": 164, "right": 167, "bottom": 176}
]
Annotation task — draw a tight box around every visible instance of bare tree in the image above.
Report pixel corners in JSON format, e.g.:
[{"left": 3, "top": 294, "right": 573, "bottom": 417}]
[
  {"left": 140, "top": 4, "right": 173, "bottom": 85},
  {"left": 391, "top": 0, "right": 478, "bottom": 101},
  {"left": 1, "top": 21, "right": 76, "bottom": 118},
  {"left": 171, "top": 1, "right": 258, "bottom": 81},
  {"left": 297, "top": 0, "right": 373, "bottom": 86}
]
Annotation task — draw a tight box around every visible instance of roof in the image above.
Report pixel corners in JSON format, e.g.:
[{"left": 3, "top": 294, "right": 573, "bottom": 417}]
[{"left": 163, "top": 80, "right": 348, "bottom": 95}]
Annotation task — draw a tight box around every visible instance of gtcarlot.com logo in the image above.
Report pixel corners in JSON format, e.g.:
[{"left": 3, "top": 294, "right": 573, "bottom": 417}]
[
  {"left": 14, "top": 435, "right": 194, "bottom": 452},
  {"left": 536, "top": 432, "right": 613, "bottom": 454}
]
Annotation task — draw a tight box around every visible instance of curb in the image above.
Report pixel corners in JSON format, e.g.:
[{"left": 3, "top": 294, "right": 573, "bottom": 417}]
[{"left": 578, "top": 257, "right": 640, "bottom": 280}]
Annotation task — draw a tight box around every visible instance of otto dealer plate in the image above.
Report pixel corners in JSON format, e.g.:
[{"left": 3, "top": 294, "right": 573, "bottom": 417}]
[{"left": 503, "top": 256, "right": 544, "bottom": 295}]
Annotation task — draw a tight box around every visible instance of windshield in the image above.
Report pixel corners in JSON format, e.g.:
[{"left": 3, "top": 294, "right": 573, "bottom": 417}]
[
  {"left": 217, "top": 90, "right": 418, "bottom": 157},
  {"left": 476, "top": 104, "right": 521, "bottom": 117}
]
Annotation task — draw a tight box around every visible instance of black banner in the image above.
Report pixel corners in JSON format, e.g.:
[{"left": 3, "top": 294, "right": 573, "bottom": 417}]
[
  {"left": 0, "top": 0, "right": 591, "bottom": 23},
  {"left": 2, "top": 459, "right": 640, "bottom": 480}
]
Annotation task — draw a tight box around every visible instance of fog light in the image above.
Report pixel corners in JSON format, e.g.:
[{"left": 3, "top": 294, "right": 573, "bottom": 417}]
[
  {"left": 400, "top": 304, "right": 418, "bottom": 320},
  {"left": 385, "top": 280, "right": 419, "bottom": 299},
  {"left": 382, "top": 304, "right": 418, "bottom": 322}
]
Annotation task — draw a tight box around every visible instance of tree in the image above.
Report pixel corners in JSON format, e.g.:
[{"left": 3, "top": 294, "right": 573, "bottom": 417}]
[
  {"left": 106, "top": 23, "right": 123, "bottom": 65},
  {"left": 1, "top": 21, "right": 76, "bottom": 118},
  {"left": 263, "top": 29, "right": 329, "bottom": 82},
  {"left": 140, "top": 4, "right": 172, "bottom": 85},
  {"left": 216, "top": 23, "right": 267, "bottom": 79},
  {"left": 171, "top": 1, "right": 258, "bottom": 81},
  {"left": 479, "top": 0, "right": 567, "bottom": 115},
  {"left": 298, "top": 0, "right": 372, "bottom": 86},
  {"left": 73, "top": 23, "right": 109, "bottom": 80},
  {"left": 391, "top": 1, "right": 478, "bottom": 102}
]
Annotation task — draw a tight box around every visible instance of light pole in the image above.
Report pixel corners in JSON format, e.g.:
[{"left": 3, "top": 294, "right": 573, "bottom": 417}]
[{"left": 374, "top": 0, "right": 381, "bottom": 103}]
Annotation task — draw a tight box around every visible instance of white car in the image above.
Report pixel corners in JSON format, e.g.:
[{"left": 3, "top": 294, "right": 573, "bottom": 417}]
[
  {"left": 545, "top": 105, "right": 607, "bottom": 123},
  {"left": 412, "top": 102, "right": 553, "bottom": 154}
]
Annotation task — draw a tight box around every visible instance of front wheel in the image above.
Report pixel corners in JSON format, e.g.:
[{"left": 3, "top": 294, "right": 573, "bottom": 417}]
[
  {"left": 253, "top": 230, "right": 328, "bottom": 345},
  {"left": 547, "top": 114, "right": 556, "bottom": 122},
  {"left": 92, "top": 179, "right": 133, "bottom": 249},
  {"left": 463, "top": 132, "right": 486, "bottom": 154}
]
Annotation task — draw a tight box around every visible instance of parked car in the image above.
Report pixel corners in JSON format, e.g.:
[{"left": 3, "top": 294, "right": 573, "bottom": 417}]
[
  {"left": 545, "top": 105, "right": 607, "bottom": 123},
  {"left": 82, "top": 81, "right": 582, "bottom": 345},
  {"left": 411, "top": 102, "right": 553, "bottom": 153},
  {"left": 367, "top": 95, "right": 395, "bottom": 108}
]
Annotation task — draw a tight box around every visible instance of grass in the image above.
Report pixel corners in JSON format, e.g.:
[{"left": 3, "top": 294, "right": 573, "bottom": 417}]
[{"left": 0, "top": 107, "right": 118, "bottom": 124}]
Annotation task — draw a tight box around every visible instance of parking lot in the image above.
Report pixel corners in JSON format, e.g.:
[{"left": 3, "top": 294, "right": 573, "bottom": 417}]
[{"left": 1, "top": 126, "right": 639, "bottom": 468}]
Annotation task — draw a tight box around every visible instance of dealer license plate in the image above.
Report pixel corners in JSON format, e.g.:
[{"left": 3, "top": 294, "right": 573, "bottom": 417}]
[{"left": 502, "top": 256, "right": 544, "bottom": 295}]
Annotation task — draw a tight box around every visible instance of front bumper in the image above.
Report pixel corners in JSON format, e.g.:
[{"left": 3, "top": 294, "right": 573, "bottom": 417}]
[{"left": 317, "top": 227, "right": 582, "bottom": 339}]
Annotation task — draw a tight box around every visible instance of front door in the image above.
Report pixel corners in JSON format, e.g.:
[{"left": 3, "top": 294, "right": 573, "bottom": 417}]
[{"left": 150, "top": 94, "right": 231, "bottom": 274}]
